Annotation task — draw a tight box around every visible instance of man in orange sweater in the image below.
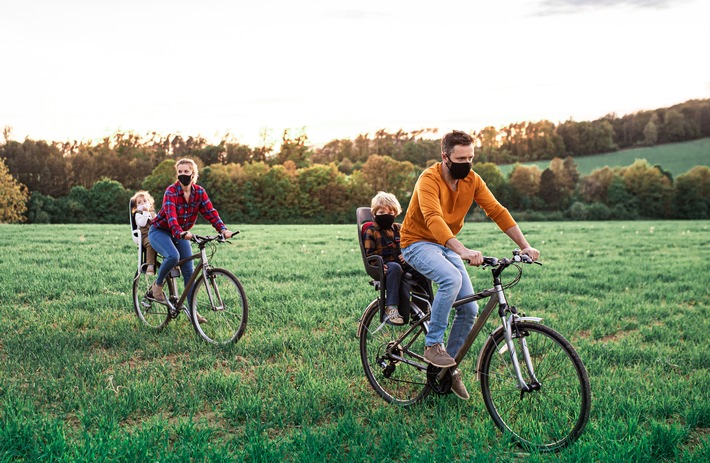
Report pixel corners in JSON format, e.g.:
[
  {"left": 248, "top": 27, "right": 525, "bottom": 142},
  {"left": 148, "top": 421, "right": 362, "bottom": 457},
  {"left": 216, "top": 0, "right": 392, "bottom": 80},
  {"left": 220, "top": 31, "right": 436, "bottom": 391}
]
[{"left": 400, "top": 130, "right": 540, "bottom": 400}]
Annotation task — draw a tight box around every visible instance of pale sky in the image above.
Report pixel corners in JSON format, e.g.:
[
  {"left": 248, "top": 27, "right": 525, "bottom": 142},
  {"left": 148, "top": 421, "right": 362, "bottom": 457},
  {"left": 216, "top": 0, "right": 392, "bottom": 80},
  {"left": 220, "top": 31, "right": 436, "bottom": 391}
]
[{"left": 1, "top": 0, "right": 708, "bottom": 148}]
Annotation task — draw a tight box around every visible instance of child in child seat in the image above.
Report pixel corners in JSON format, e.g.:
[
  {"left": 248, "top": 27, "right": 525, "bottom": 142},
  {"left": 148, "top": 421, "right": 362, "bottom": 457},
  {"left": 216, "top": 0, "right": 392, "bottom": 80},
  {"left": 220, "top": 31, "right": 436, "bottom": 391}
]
[
  {"left": 362, "top": 191, "right": 411, "bottom": 325},
  {"left": 131, "top": 191, "right": 158, "bottom": 275}
]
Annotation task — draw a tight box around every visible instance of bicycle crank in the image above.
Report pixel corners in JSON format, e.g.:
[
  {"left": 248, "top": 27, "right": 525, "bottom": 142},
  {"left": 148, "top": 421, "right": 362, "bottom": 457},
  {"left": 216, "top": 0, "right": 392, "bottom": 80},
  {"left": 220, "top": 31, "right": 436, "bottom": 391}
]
[{"left": 427, "top": 365, "right": 453, "bottom": 395}]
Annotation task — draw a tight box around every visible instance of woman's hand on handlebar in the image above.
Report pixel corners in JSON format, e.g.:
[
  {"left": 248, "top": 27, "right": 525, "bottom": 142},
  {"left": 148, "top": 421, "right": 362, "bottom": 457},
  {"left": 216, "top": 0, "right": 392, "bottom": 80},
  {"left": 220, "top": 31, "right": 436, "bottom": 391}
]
[
  {"left": 181, "top": 231, "right": 193, "bottom": 241},
  {"left": 222, "top": 230, "right": 236, "bottom": 239}
]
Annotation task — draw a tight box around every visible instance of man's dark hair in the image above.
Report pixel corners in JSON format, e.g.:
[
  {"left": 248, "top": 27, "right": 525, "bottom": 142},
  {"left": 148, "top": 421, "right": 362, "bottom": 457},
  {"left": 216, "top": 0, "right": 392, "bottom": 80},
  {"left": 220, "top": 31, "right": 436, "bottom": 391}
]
[{"left": 441, "top": 130, "right": 473, "bottom": 156}]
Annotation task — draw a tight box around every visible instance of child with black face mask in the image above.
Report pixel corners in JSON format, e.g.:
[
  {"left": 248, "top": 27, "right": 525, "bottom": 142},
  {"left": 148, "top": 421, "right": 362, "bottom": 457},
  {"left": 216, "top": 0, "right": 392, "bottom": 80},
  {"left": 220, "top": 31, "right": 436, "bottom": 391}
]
[{"left": 362, "top": 191, "right": 411, "bottom": 325}]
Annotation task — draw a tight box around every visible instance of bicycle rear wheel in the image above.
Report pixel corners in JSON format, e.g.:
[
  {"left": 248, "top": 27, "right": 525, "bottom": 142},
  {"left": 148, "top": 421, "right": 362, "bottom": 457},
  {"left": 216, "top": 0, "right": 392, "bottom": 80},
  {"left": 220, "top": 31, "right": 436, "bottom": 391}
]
[
  {"left": 479, "top": 322, "right": 591, "bottom": 452},
  {"left": 359, "top": 300, "right": 430, "bottom": 406},
  {"left": 132, "top": 268, "right": 170, "bottom": 330},
  {"left": 191, "top": 268, "right": 248, "bottom": 345}
]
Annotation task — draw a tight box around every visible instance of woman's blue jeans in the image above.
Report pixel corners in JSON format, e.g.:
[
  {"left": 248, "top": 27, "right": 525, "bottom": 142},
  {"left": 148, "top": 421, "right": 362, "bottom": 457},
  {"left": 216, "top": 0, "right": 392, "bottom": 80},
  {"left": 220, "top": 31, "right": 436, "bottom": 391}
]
[
  {"left": 401, "top": 241, "right": 478, "bottom": 357},
  {"left": 148, "top": 226, "right": 195, "bottom": 306}
]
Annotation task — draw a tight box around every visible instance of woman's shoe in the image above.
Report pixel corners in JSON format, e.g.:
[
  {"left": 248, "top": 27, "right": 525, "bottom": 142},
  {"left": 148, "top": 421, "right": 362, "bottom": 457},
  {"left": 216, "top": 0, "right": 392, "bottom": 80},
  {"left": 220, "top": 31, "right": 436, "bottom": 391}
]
[{"left": 150, "top": 282, "right": 166, "bottom": 302}]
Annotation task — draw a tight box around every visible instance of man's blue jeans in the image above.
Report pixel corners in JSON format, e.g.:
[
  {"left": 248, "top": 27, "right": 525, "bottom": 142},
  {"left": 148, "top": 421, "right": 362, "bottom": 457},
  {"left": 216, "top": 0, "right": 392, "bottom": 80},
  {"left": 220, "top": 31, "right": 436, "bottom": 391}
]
[
  {"left": 148, "top": 226, "right": 195, "bottom": 305},
  {"left": 401, "top": 241, "right": 478, "bottom": 358}
]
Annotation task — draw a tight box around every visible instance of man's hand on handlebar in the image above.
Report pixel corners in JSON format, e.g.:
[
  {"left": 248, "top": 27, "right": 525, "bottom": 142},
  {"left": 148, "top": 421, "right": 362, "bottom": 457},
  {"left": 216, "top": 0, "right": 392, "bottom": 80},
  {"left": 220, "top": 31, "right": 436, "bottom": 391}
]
[
  {"left": 520, "top": 246, "right": 540, "bottom": 261},
  {"left": 461, "top": 249, "right": 484, "bottom": 266}
]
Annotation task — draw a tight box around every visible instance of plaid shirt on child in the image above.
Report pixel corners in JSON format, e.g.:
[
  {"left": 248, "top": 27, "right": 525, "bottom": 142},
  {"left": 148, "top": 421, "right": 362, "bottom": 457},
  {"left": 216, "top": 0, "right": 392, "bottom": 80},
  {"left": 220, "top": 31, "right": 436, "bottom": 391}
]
[
  {"left": 152, "top": 182, "right": 226, "bottom": 239},
  {"left": 363, "top": 223, "right": 403, "bottom": 263}
]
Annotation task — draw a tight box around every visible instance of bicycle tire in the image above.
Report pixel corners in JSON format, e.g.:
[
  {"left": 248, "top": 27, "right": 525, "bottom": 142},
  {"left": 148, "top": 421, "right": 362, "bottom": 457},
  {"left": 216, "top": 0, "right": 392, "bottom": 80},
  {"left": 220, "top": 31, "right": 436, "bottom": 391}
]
[
  {"left": 132, "top": 268, "right": 170, "bottom": 330},
  {"left": 191, "top": 268, "right": 248, "bottom": 345},
  {"left": 359, "top": 299, "right": 431, "bottom": 406},
  {"left": 478, "top": 322, "right": 591, "bottom": 452}
]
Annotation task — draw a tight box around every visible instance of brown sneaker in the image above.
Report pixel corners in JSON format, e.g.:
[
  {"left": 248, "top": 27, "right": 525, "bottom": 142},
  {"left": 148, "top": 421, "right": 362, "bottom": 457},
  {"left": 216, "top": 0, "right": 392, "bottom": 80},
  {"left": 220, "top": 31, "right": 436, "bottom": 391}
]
[
  {"left": 424, "top": 343, "right": 456, "bottom": 368},
  {"left": 195, "top": 312, "right": 207, "bottom": 324},
  {"left": 451, "top": 369, "right": 470, "bottom": 400},
  {"left": 150, "top": 282, "right": 166, "bottom": 302},
  {"left": 384, "top": 306, "right": 404, "bottom": 325}
]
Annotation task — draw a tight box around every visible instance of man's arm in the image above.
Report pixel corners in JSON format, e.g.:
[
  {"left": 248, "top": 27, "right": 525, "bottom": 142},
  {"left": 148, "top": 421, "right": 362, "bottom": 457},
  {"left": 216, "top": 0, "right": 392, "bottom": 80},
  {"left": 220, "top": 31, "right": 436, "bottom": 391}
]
[
  {"left": 445, "top": 237, "right": 483, "bottom": 266},
  {"left": 504, "top": 225, "right": 540, "bottom": 261}
]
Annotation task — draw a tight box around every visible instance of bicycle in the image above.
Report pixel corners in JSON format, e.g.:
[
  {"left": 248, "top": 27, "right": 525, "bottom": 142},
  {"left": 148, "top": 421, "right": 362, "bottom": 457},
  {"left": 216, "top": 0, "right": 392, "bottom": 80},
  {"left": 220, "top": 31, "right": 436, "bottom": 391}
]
[
  {"left": 357, "top": 249, "right": 591, "bottom": 452},
  {"left": 132, "top": 233, "right": 248, "bottom": 345}
]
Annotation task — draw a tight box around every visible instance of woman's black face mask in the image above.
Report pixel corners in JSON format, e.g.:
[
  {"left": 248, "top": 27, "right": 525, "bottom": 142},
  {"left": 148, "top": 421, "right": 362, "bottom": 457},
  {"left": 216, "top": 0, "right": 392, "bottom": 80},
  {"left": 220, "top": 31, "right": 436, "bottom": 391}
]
[
  {"left": 375, "top": 213, "right": 395, "bottom": 229},
  {"left": 178, "top": 174, "right": 192, "bottom": 186}
]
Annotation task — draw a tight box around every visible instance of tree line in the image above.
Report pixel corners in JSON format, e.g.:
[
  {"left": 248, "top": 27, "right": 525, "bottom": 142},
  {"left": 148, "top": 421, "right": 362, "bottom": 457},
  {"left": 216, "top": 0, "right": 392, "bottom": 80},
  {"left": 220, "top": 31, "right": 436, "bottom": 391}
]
[{"left": 1, "top": 99, "right": 709, "bottom": 224}]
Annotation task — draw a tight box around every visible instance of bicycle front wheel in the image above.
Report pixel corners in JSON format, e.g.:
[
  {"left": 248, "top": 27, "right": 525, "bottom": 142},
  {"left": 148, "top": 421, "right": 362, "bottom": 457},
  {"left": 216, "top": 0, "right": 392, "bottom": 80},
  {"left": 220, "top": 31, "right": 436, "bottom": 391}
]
[
  {"left": 479, "top": 322, "right": 591, "bottom": 452},
  {"left": 359, "top": 300, "right": 430, "bottom": 406},
  {"left": 191, "top": 268, "right": 248, "bottom": 344},
  {"left": 132, "top": 269, "right": 170, "bottom": 330}
]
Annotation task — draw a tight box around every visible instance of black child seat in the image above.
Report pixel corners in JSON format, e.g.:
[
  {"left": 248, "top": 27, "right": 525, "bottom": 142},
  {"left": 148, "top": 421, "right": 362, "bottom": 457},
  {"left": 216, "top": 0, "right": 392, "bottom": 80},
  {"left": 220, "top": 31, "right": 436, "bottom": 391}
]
[{"left": 356, "top": 207, "right": 433, "bottom": 324}]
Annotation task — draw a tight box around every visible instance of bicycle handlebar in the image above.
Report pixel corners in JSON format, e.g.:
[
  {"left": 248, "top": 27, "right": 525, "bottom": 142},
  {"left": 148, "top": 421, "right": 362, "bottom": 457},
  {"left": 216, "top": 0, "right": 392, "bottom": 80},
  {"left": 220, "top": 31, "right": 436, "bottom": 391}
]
[
  {"left": 482, "top": 249, "right": 542, "bottom": 268},
  {"left": 191, "top": 231, "right": 240, "bottom": 245}
]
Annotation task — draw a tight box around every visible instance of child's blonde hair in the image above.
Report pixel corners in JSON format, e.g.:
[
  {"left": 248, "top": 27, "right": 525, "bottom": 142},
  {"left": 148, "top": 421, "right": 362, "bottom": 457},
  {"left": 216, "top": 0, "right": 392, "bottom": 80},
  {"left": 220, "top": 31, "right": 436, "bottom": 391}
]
[
  {"left": 131, "top": 190, "right": 156, "bottom": 213},
  {"left": 371, "top": 191, "right": 402, "bottom": 216},
  {"left": 175, "top": 158, "right": 199, "bottom": 183}
]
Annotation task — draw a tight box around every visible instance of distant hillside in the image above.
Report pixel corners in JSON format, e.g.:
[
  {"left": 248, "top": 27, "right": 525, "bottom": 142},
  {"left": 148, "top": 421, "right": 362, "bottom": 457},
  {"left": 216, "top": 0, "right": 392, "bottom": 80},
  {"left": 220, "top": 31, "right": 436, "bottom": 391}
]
[{"left": 497, "top": 138, "right": 710, "bottom": 177}]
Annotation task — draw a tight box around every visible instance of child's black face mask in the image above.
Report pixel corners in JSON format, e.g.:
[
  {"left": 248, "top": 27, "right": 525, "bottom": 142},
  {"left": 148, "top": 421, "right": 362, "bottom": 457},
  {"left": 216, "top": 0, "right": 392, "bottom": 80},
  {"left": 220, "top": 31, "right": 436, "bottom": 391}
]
[{"left": 375, "top": 214, "right": 395, "bottom": 229}]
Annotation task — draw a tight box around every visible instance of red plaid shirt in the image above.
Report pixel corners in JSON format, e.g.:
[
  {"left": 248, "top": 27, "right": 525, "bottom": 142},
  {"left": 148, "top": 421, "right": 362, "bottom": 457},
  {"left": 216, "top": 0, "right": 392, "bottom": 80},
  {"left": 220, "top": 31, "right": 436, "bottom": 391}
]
[{"left": 152, "top": 182, "right": 226, "bottom": 239}]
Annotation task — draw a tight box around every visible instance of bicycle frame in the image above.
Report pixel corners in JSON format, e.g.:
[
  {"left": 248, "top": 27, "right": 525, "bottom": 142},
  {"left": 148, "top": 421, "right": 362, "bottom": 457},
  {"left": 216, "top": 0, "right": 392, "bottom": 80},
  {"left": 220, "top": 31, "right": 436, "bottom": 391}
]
[
  {"left": 380, "top": 260, "right": 545, "bottom": 392},
  {"left": 164, "top": 244, "right": 220, "bottom": 315},
  {"left": 440, "top": 263, "right": 544, "bottom": 391}
]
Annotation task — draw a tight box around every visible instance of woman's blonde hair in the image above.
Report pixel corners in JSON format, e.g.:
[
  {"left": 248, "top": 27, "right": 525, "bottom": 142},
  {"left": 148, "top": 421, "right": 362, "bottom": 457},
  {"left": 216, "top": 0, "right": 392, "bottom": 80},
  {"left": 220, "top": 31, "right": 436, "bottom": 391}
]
[
  {"left": 131, "top": 190, "right": 156, "bottom": 213},
  {"left": 175, "top": 158, "right": 199, "bottom": 183},
  {"left": 371, "top": 191, "right": 402, "bottom": 216}
]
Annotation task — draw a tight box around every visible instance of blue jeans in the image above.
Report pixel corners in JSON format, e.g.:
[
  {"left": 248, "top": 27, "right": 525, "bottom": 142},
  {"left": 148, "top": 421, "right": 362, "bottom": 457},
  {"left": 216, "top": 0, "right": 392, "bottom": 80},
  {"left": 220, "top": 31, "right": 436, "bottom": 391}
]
[
  {"left": 401, "top": 241, "right": 478, "bottom": 357},
  {"left": 148, "top": 226, "right": 195, "bottom": 305}
]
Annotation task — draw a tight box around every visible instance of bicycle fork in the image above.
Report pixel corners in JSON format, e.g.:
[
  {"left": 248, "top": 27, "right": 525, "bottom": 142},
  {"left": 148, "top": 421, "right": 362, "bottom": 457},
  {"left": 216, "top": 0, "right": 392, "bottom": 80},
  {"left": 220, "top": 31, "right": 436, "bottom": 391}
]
[{"left": 500, "top": 313, "right": 542, "bottom": 393}]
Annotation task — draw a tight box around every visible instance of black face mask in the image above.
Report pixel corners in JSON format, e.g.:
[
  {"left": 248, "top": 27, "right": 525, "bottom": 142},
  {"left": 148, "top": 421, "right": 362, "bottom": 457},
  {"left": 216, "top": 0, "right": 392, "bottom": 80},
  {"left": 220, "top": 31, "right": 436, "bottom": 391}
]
[
  {"left": 375, "top": 214, "right": 395, "bottom": 229},
  {"left": 178, "top": 174, "right": 192, "bottom": 186},
  {"left": 445, "top": 156, "right": 472, "bottom": 180}
]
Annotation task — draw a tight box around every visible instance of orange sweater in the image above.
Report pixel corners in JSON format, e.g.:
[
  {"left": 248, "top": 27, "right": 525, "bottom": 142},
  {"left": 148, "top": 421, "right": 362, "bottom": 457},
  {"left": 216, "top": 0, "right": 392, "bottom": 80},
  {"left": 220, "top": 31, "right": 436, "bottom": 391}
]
[{"left": 400, "top": 163, "right": 517, "bottom": 248}]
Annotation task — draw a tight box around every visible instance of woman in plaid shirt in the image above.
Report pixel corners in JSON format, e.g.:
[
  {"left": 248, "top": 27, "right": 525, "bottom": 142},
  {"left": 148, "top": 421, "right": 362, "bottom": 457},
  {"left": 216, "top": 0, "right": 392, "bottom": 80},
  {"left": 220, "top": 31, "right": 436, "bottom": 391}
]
[{"left": 148, "top": 158, "right": 235, "bottom": 321}]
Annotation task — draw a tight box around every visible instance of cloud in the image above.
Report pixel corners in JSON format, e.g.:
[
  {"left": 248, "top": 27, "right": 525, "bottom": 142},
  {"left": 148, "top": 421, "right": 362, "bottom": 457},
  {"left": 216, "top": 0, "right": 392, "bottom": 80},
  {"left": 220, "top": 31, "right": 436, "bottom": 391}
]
[{"left": 536, "top": 0, "right": 679, "bottom": 15}]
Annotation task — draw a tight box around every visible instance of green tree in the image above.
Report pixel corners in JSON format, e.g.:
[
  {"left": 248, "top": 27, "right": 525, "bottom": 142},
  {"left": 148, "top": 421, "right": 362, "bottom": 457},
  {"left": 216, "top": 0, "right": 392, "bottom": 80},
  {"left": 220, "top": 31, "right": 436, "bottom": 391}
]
[
  {"left": 275, "top": 129, "right": 311, "bottom": 168},
  {"left": 89, "top": 179, "right": 133, "bottom": 223},
  {"left": 0, "top": 158, "right": 29, "bottom": 223},
  {"left": 620, "top": 159, "right": 674, "bottom": 218},
  {"left": 0, "top": 139, "right": 69, "bottom": 196},
  {"left": 673, "top": 166, "right": 710, "bottom": 219},
  {"left": 642, "top": 114, "right": 659, "bottom": 146},
  {"left": 142, "top": 159, "right": 178, "bottom": 208},
  {"left": 661, "top": 109, "right": 687, "bottom": 143},
  {"left": 360, "top": 155, "right": 416, "bottom": 205},
  {"left": 579, "top": 166, "right": 615, "bottom": 204},
  {"left": 508, "top": 164, "right": 542, "bottom": 209}
]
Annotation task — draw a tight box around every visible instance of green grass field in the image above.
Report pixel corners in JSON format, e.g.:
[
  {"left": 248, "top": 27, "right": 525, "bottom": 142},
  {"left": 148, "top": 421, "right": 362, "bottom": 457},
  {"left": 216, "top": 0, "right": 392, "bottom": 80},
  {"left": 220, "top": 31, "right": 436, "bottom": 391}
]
[
  {"left": 497, "top": 137, "right": 710, "bottom": 177},
  {"left": 0, "top": 222, "right": 708, "bottom": 462}
]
